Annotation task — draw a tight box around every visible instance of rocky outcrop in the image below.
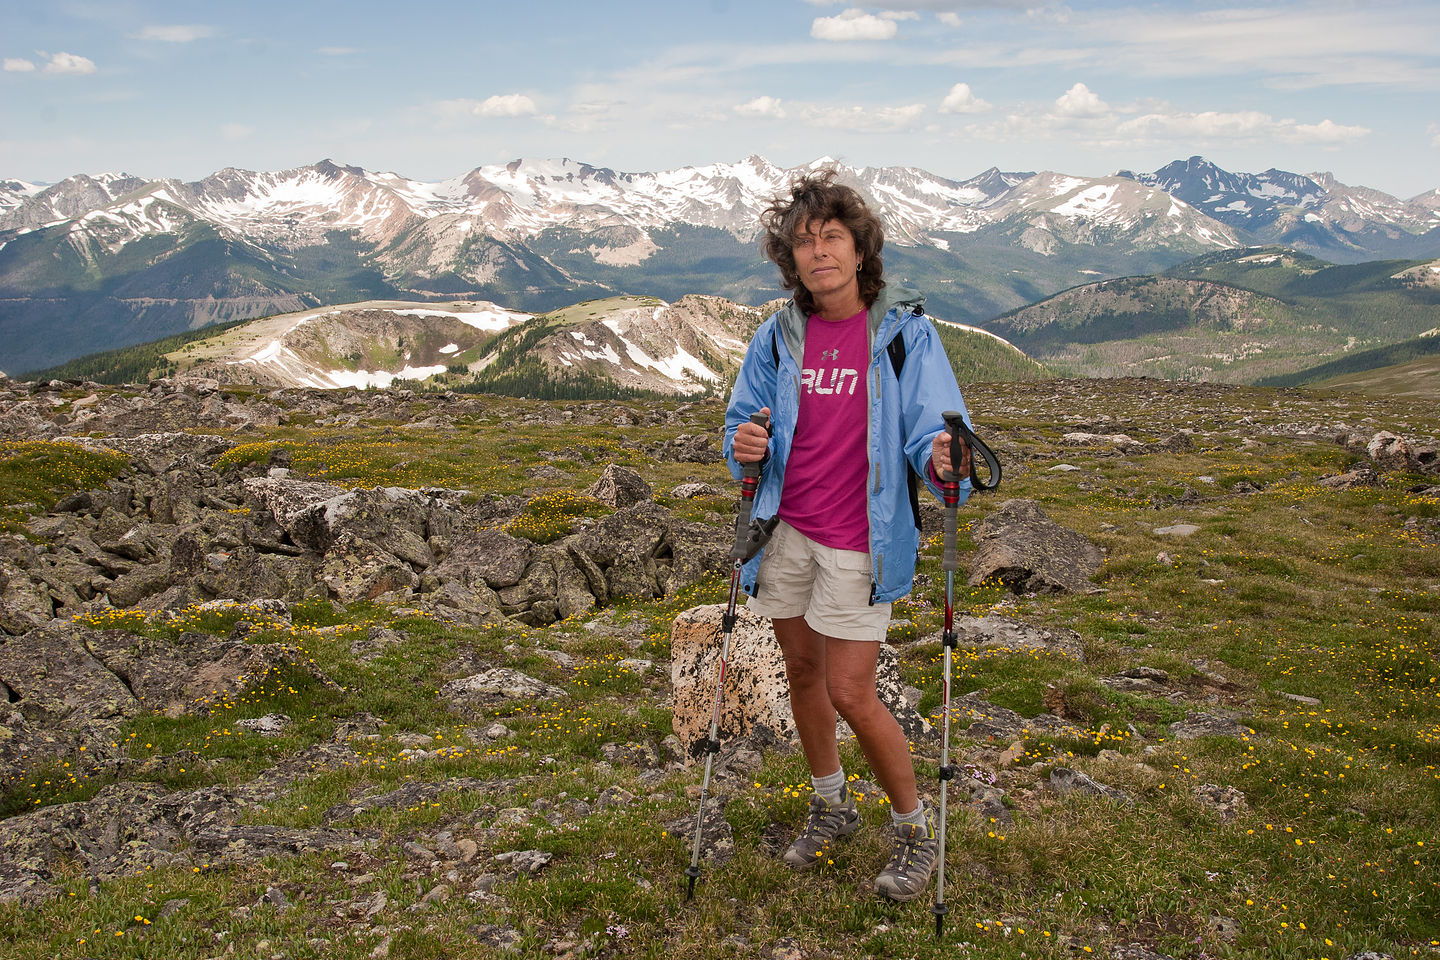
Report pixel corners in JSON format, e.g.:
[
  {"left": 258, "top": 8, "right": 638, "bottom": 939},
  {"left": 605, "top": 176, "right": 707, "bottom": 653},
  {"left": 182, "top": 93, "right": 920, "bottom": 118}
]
[
  {"left": 1332, "top": 429, "right": 1440, "bottom": 476},
  {"left": 0, "top": 618, "right": 332, "bottom": 770},
  {"left": 0, "top": 429, "right": 727, "bottom": 632},
  {"left": 1359, "top": 431, "right": 1440, "bottom": 475},
  {"left": 968, "top": 498, "right": 1104, "bottom": 593}
]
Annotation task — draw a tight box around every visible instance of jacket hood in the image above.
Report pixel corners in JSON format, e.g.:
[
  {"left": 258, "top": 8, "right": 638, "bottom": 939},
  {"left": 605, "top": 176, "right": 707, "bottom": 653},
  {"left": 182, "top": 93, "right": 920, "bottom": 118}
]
[{"left": 775, "top": 283, "right": 926, "bottom": 363}]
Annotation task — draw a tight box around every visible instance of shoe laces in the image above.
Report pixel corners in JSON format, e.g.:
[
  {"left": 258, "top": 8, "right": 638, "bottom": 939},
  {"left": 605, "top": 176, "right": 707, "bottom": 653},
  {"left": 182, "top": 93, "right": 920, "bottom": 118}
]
[
  {"left": 798, "top": 796, "right": 847, "bottom": 839},
  {"left": 886, "top": 823, "right": 930, "bottom": 869}
]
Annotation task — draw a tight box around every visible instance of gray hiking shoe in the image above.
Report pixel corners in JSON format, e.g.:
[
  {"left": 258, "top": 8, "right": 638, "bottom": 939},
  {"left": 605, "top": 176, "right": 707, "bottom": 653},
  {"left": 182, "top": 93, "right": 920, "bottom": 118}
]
[
  {"left": 873, "top": 812, "right": 939, "bottom": 901},
  {"left": 781, "top": 791, "right": 861, "bottom": 870}
]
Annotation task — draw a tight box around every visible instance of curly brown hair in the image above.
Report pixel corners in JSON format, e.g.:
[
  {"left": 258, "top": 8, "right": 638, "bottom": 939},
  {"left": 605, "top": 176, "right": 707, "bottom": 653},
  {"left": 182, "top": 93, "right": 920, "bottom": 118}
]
[{"left": 759, "top": 168, "right": 885, "bottom": 315}]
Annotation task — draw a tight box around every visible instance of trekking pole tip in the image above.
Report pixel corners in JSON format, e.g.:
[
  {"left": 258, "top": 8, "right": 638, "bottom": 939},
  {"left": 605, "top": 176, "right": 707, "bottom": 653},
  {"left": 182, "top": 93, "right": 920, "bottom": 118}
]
[
  {"left": 685, "top": 865, "right": 700, "bottom": 901},
  {"left": 933, "top": 900, "right": 948, "bottom": 939}
]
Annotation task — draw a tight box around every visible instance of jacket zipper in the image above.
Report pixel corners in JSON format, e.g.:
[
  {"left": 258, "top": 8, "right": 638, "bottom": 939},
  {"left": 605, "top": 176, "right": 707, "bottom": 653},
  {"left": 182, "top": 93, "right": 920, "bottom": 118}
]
[{"left": 867, "top": 321, "right": 894, "bottom": 606}]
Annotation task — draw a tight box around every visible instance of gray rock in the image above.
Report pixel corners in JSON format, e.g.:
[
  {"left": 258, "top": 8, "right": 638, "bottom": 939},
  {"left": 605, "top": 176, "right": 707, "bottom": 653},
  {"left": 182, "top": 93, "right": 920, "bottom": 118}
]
[
  {"left": 587, "top": 463, "right": 653, "bottom": 508},
  {"left": 570, "top": 501, "right": 726, "bottom": 602},
  {"left": 1317, "top": 466, "right": 1381, "bottom": 489},
  {"left": 495, "top": 849, "right": 553, "bottom": 875},
  {"left": 1206, "top": 915, "right": 1241, "bottom": 943},
  {"left": 440, "top": 669, "right": 568, "bottom": 711},
  {"left": 1193, "top": 783, "right": 1247, "bottom": 821},
  {"left": 954, "top": 693, "right": 1029, "bottom": 741},
  {"left": 1153, "top": 523, "right": 1200, "bottom": 537},
  {"left": 1110, "top": 944, "right": 1176, "bottom": 960},
  {"left": 1062, "top": 431, "right": 1141, "bottom": 452},
  {"left": 1048, "top": 767, "right": 1131, "bottom": 804},
  {"left": 951, "top": 614, "right": 1086, "bottom": 662},
  {"left": 0, "top": 622, "right": 334, "bottom": 771},
  {"left": 321, "top": 778, "right": 514, "bottom": 826},
  {"left": 651, "top": 434, "right": 719, "bottom": 463},
  {"left": 1169, "top": 712, "right": 1249, "bottom": 740},
  {"left": 319, "top": 533, "right": 418, "bottom": 603},
  {"left": 671, "top": 482, "right": 723, "bottom": 499},
  {"left": 431, "top": 529, "right": 533, "bottom": 589},
  {"left": 969, "top": 499, "right": 1103, "bottom": 594},
  {"left": 235, "top": 713, "right": 292, "bottom": 737}
]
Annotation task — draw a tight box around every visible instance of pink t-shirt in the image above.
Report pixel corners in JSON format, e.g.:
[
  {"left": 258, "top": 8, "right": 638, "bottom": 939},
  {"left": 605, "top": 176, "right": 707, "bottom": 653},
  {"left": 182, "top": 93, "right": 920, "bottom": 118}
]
[{"left": 778, "top": 309, "right": 870, "bottom": 552}]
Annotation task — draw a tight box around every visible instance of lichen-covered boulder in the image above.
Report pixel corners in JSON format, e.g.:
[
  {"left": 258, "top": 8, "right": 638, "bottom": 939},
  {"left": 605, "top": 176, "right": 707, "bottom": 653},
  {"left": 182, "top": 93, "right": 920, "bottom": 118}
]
[{"left": 669, "top": 604, "right": 924, "bottom": 751}]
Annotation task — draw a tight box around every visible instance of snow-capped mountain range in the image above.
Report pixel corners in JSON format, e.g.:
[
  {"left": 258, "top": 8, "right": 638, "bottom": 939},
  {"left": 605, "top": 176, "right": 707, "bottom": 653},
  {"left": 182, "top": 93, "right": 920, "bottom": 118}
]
[
  {"left": 1117, "top": 157, "right": 1439, "bottom": 254},
  {"left": 0, "top": 155, "right": 1244, "bottom": 252},
  {"left": 1, "top": 154, "right": 1437, "bottom": 374}
]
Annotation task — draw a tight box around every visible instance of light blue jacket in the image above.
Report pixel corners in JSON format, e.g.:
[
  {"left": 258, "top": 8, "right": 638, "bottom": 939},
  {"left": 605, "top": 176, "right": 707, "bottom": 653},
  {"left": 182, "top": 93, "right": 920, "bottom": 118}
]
[{"left": 723, "top": 285, "right": 972, "bottom": 603}]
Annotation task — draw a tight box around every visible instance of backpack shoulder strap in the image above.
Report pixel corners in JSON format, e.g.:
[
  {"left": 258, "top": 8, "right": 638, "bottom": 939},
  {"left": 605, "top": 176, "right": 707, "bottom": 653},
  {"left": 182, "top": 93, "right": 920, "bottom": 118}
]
[
  {"left": 887, "top": 328, "right": 906, "bottom": 378},
  {"left": 886, "top": 328, "right": 922, "bottom": 531}
]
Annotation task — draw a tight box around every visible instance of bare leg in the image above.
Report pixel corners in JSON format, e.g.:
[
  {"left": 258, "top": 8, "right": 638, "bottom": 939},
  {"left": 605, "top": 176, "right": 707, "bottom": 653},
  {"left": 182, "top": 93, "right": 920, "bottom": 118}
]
[
  {"left": 824, "top": 637, "right": 919, "bottom": 814},
  {"left": 772, "top": 616, "right": 841, "bottom": 778},
  {"left": 774, "top": 617, "right": 918, "bottom": 813}
]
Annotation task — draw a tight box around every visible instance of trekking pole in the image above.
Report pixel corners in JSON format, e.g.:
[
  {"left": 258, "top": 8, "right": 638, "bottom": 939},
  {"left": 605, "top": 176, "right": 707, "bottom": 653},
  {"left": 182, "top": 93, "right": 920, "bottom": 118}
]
[
  {"left": 933, "top": 411, "right": 966, "bottom": 938},
  {"left": 686, "top": 411, "right": 770, "bottom": 901}
]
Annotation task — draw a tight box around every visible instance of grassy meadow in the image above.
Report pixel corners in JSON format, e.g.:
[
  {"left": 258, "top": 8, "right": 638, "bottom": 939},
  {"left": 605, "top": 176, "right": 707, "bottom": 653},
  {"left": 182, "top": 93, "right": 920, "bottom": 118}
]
[{"left": 0, "top": 379, "right": 1437, "bottom": 960}]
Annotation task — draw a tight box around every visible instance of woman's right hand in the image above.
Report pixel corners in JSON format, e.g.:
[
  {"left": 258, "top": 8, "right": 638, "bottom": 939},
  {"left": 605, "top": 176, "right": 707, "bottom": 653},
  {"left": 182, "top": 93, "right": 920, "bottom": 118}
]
[{"left": 733, "top": 407, "right": 771, "bottom": 464}]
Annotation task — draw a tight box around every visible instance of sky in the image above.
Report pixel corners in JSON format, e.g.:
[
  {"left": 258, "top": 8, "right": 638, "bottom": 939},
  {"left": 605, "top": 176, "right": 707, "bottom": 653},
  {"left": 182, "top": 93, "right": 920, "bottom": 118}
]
[{"left": 3, "top": 0, "right": 1439, "bottom": 199}]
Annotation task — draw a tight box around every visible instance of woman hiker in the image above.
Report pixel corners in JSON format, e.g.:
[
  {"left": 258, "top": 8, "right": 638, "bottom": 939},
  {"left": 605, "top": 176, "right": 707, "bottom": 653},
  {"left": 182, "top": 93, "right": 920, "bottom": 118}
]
[{"left": 723, "top": 169, "right": 974, "bottom": 901}]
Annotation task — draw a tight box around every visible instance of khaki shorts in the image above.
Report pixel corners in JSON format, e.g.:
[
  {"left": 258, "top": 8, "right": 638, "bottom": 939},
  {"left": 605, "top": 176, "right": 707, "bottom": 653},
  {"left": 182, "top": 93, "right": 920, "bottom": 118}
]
[{"left": 746, "top": 520, "right": 892, "bottom": 642}]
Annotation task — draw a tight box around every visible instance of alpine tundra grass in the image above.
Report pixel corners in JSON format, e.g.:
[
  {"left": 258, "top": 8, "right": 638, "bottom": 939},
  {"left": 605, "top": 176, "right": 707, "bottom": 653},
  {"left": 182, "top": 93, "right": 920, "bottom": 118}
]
[{"left": 0, "top": 380, "right": 1437, "bottom": 959}]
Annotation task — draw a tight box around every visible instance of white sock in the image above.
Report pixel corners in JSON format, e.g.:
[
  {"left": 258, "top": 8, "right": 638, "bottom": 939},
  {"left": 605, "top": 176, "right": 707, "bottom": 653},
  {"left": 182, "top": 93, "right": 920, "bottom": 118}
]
[
  {"left": 891, "top": 800, "right": 926, "bottom": 828},
  {"left": 812, "top": 768, "right": 846, "bottom": 805}
]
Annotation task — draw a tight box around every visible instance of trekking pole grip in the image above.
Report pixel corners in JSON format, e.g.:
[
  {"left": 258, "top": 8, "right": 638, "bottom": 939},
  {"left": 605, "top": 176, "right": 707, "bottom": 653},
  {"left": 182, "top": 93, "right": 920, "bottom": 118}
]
[
  {"left": 731, "top": 412, "right": 769, "bottom": 559},
  {"left": 941, "top": 411, "right": 965, "bottom": 572},
  {"left": 741, "top": 411, "right": 768, "bottom": 480}
]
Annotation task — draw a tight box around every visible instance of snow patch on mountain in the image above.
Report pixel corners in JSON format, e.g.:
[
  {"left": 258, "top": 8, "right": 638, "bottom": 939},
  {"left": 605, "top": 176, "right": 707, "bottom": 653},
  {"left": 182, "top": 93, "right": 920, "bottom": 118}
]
[
  {"left": 390, "top": 305, "right": 531, "bottom": 333},
  {"left": 322, "top": 365, "right": 449, "bottom": 390}
]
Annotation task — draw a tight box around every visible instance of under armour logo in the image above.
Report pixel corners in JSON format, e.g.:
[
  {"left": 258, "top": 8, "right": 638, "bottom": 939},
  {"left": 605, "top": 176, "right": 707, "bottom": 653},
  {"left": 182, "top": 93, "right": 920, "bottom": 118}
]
[{"left": 821, "top": 348, "right": 840, "bottom": 362}]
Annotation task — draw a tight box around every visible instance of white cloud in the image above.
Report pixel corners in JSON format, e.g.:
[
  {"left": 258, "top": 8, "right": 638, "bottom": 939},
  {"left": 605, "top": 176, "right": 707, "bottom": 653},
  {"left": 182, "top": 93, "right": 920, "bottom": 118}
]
[
  {"left": 1117, "top": 110, "right": 1272, "bottom": 140},
  {"left": 940, "top": 82, "right": 990, "bottom": 114},
  {"left": 1291, "top": 118, "right": 1370, "bottom": 144},
  {"left": 735, "top": 96, "right": 787, "bottom": 119},
  {"left": 799, "top": 102, "right": 926, "bottom": 131},
  {"left": 3, "top": 58, "right": 36, "bottom": 72},
  {"left": 475, "top": 94, "right": 539, "bottom": 117},
  {"left": 937, "top": 12, "right": 962, "bottom": 27},
  {"left": 812, "top": 9, "right": 899, "bottom": 41},
  {"left": 1054, "top": 82, "right": 1108, "bottom": 117},
  {"left": 41, "top": 52, "right": 97, "bottom": 75},
  {"left": 1117, "top": 110, "right": 1369, "bottom": 145},
  {"left": 427, "top": 94, "right": 549, "bottom": 124},
  {"left": 133, "top": 25, "right": 215, "bottom": 43},
  {"left": 221, "top": 123, "right": 254, "bottom": 141}
]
